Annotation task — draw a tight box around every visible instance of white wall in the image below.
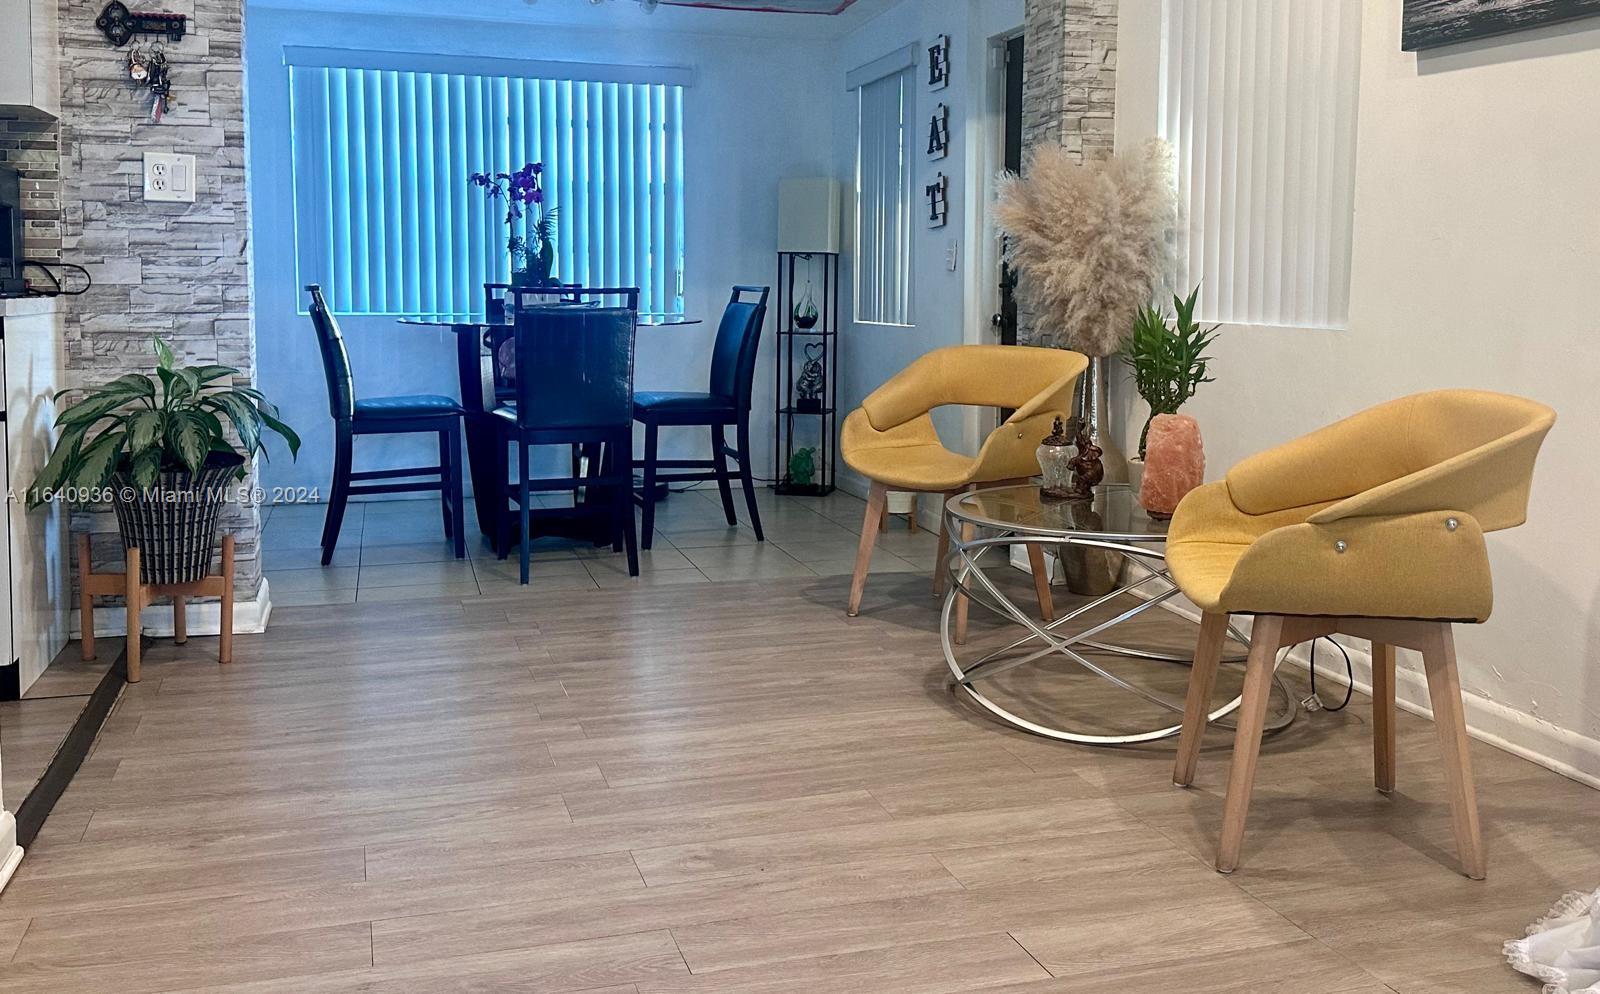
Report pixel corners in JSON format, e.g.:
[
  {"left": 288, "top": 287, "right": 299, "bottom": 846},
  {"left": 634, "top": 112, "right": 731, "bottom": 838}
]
[
  {"left": 245, "top": 4, "right": 836, "bottom": 499},
  {"left": 1117, "top": 0, "right": 1600, "bottom": 785},
  {"left": 829, "top": 0, "right": 1024, "bottom": 505}
]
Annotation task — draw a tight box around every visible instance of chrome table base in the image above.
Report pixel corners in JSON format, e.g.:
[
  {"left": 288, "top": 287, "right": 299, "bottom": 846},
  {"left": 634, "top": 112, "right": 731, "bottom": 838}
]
[{"left": 940, "top": 528, "right": 1296, "bottom": 746}]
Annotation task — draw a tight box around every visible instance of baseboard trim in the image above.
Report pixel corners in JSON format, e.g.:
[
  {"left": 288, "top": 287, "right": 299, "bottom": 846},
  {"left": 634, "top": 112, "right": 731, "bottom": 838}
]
[
  {"left": 1148, "top": 596, "right": 1600, "bottom": 791},
  {"left": 0, "top": 817, "right": 22, "bottom": 895},
  {"left": 14, "top": 643, "right": 128, "bottom": 849},
  {"left": 70, "top": 580, "right": 273, "bottom": 639}
]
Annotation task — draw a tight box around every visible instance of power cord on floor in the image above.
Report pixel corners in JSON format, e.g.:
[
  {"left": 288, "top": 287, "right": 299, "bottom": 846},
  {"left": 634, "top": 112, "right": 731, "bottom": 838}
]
[{"left": 1300, "top": 637, "right": 1355, "bottom": 713}]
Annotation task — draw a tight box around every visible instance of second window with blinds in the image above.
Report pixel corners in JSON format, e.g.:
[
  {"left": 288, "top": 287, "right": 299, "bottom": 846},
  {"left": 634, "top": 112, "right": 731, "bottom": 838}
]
[
  {"left": 288, "top": 61, "right": 687, "bottom": 319},
  {"left": 1160, "top": 0, "right": 1362, "bottom": 330},
  {"left": 853, "top": 62, "right": 915, "bottom": 328}
]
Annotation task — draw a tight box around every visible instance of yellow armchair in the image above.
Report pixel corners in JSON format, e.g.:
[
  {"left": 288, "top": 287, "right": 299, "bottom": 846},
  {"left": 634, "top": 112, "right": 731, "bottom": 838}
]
[
  {"left": 1168, "top": 389, "right": 1554, "bottom": 879},
  {"left": 841, "top": 345, "right": 1088, "bottom": 636}
]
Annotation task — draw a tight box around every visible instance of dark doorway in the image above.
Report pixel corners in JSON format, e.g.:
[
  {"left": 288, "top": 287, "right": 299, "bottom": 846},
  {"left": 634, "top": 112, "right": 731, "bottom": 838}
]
[{"left": 997, "top": 33, "right": 1025, "bottom": 348}]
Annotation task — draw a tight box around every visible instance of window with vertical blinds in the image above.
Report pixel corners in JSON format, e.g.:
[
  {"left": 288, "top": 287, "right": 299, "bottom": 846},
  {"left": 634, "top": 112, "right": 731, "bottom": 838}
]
[
  {"left": 1159, "top": 0, "right": 1361, "bottom": 330},
  {"left": 288, "top": 62, "right": 686, "bottom": 318},
  {"left": 853, "top": 66, "right": 914, "bottom": 327}
]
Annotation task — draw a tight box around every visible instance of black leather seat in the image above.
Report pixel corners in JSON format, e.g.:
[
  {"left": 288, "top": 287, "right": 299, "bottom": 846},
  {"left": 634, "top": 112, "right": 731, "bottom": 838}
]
[
  {"left": 307, "top": 284, "right": 466, "bottom": 565},
  {"left": 633, "top": 286, "right": 770, "bottom": 550},
  {"left": 356, "top": 395, "right": 462, "bottom": 420},
  {"left": 633, "top": 391, "right": 737, "bottom": 422}
]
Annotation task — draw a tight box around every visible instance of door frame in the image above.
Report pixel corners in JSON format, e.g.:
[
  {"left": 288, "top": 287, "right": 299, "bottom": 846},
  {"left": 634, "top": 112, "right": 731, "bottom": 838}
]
[{"left": 959, "top": 24, "right": 1026, "bottom": 457}]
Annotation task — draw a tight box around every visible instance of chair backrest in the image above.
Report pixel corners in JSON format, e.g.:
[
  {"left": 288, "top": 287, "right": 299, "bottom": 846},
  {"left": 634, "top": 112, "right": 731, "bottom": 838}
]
[
  {"left": 1228, "top": 389, "right": 1556, "bottom": 531},
  {"left": 305, "top": 284, "right": 355, "bottom": 422},
  {"left": 707, "top": 286, "right": 770, "bottom": 410},
  {"left": 861, "top": 344, "right": 1087, "bottom": 430},
  {"left": 509, "top": 299, "right": 638, "bottom": 431}
]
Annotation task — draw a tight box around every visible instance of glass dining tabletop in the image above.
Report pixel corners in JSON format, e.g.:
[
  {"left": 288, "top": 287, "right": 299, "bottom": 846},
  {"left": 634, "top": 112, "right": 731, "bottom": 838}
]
[
  {"left": 396, "top": 314, "right": 703, "bottom": 329},
  {"left": 947, "top": 484, "right": 1169, "bottom": 544}
]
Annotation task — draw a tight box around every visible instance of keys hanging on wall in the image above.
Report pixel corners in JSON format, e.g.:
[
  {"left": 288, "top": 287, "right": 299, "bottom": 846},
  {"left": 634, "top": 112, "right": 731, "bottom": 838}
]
[{"left": 127, "top": 45, "right": 174, "bottom": 123}]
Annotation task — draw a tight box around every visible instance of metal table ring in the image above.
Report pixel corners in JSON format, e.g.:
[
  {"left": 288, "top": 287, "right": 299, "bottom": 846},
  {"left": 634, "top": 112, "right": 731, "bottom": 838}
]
[{"left": 940, "top": 484, "right": 1296, "bottom": 746}]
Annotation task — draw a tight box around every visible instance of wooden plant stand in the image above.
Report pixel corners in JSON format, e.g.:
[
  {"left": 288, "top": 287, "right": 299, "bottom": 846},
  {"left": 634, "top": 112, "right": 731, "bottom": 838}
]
[{"left": 78, "top": 533, "right": 234, "bottom": 683}]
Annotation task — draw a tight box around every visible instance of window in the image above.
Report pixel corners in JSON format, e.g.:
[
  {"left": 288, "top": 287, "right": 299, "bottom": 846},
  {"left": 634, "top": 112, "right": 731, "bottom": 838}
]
[
  {"left": 852, "top": 64, "right": 914, "bottom": 326},
  {"left": 288, "top": 61, "right": 686, "bottom": 318},
  {"left": 1159, "top": 0, "right": 1361, "bottom": 329}
]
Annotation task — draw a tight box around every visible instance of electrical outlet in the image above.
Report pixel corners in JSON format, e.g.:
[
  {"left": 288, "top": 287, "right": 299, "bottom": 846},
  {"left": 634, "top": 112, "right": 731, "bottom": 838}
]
[{"left": 143, "top": 151, "right": 196, "bottom": 203}]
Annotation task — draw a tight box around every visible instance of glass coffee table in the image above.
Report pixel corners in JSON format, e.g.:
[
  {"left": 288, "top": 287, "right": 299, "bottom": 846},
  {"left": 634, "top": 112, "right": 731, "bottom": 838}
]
[{"left": 941, "top": 484, "right": 1295, "bottom": 745}]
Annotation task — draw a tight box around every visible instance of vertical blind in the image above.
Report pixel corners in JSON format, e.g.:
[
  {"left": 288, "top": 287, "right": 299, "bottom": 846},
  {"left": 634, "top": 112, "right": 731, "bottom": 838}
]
[
  {"left": 289, "top": 64, "right": 686, "bottom": 317},
  {"left": 854, "top": 67, "right": 914, "bottom": 326},
  {"left": 1159, "top": 0, "right": 1361, "bottom": 329}
]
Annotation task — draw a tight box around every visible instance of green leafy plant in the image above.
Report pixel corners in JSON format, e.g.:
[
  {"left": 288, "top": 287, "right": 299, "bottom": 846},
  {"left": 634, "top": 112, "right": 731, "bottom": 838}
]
[
  {"left": 1121, "top": 285, "right": 1219, "bottom": 459},
  {"left": 29, "top": 335, "right": 300, "bottom": 508}
]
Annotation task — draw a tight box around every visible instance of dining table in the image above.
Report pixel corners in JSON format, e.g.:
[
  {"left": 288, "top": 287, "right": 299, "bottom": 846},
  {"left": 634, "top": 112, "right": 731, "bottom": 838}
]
[{"left": 398, "top": 312, "right": 703, "bottom": 548}]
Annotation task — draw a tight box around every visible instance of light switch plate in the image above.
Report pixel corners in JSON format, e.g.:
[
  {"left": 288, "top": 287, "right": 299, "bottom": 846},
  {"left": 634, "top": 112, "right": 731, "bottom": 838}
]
[{"left": 143, "top": 151, "right": 196, "bottom": 203}]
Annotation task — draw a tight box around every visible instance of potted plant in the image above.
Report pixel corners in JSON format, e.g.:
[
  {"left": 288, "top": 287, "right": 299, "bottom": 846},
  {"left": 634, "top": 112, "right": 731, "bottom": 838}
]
[
  {"left": 470, "top": 162, "right": 559, "bottom": 287},
  {"left": 30, "top": 335, "right": 300, "bottom": 585},
  {"left": 1121, "top": 285, "right": 1218, "bottom": 516}
]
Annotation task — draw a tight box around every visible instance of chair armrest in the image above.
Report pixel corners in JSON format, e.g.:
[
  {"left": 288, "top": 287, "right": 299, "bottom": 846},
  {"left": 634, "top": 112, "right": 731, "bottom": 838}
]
[
  {"left": 970, "top": 409, "right": 1059, "bottom": 484},
  {"left": 1220, "top": 510, "right": 1494, "bottom": 622},
  {"left": 1308, "top": 418, "right": 1552, "bottom": 530},
  {"left": 1225, "top": 401, "right": 1417, "bottom": 516}
]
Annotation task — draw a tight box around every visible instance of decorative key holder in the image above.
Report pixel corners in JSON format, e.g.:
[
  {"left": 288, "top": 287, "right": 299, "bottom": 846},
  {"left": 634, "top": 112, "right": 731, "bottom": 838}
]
[{"left": 96, "top": 0, "right": 186, "bottom": 46}]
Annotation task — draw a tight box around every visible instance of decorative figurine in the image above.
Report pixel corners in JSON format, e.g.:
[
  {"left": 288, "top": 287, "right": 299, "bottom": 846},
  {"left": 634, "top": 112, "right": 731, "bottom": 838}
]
[
  {"left": 796, "top": 342, "right": 826, "bottom": 412},
  {"left": 1036, "top": 416, "right": 1074, "bottom": 500},
  {"left": 1067, "top": 427, "right": 1104, "bottom": 500},
  {"left": 788, "top": 447, "right": 817, "bottom": 489}
]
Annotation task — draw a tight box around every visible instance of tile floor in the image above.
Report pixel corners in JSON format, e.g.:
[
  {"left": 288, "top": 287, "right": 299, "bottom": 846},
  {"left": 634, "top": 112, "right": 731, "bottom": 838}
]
[{"left": 261, "top": 485, "right": 932, "bottom": 605}]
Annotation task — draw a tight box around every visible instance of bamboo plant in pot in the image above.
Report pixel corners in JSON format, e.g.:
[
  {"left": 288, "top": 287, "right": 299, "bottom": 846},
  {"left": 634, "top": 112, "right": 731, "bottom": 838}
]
[
  {"left": 1122, "top": 285, "right": 1218, "bottom": 518},
  {"left": 29, "top": 335, "right": 299, "bottom": 586}
]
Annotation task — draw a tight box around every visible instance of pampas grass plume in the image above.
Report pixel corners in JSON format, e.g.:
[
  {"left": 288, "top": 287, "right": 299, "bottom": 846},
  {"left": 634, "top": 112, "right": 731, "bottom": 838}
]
[{"left": 993, "top": 139, "right": 1176, "bottom": 357}]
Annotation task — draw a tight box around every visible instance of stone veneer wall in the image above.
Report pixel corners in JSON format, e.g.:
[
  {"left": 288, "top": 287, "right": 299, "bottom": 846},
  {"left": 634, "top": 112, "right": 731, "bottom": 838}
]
[
  {"left": 57, "top": 0, "right": 262, "bottom": 600},
  {"left": 0, "top": 116, "right": 62, "bottom": 265},
  {"left": 1017, "top": 0, "right": 1118, "bottom": 346},
  {"left": 1022, "top": 0, "right": 1118, "bottom": 162}
]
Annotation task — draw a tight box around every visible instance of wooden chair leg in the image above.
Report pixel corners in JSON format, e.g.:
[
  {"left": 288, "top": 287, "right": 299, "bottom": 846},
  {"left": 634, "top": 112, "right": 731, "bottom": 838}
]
[
  {"left": 518, "top": 443, "right": 532, "bottom": 585},
  {"left": 448, "top": 424, "right": 466, "bottom": 560},
  {"left": 79, "top": 533, "right": 96, "bottom": 662},
  {"left": 846, "top": 481, "right": 887, "bottom": 617},
  {"left": 1216, "top": 614, "right": 1285, "bottom": 874},
  {"left": 640, "top": 423, "right": 659, "bottom": 552},
  {"left": 1025, "top": 543, "right": 1055, "bottom": 623},
  {"left": 1173, "top": 611, "right": 1230, "bottom": 787},
  {"left": 953, "top": 518, "right": 977, "bottom": 645},
  {"left": 880, "top": 500, "right": 890, "bottom": 530},
  {"left": 125, "top": 546, "right": 142, "bottom": 684},
  {"left": 711, "top": 424, "right": 737, "bottom": 526},
  {"left": 321, "top": 423, "right": 353, "bottom": 567},
  {"left": 172, "top": 595, "right": 187, "bottom": 645},
  {"left": 1372, "top": 641, "right": 1397, "bottom": 793},
  {"left": 907, "top": 495, "right": 918, "bottom": 533},
  {"left": 932, "top": 490, "right": 956, "bottom": 597},
  {"left": 1419, "top": 624, "right": 1485, "bottom": 879},
  {"left": 219, "top": 535, "right": 235, "bottom": 665},
  {"left": 736, "top": 420, "right": 764, "bottom": 542},
  {"left": 438, "top": 429, "right": 453, "bottom": 541}
]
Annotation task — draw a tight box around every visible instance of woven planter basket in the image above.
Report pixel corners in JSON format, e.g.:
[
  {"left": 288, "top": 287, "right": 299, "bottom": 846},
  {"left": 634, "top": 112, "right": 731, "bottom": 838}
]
[{"left": 111, "top": 453, "right": 242, "bottom": 586}]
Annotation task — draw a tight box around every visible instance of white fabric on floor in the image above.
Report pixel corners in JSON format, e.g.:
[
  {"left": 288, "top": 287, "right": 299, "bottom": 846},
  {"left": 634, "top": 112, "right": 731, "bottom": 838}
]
[{"left": 1506, "top": 888, "right": 1600, "bottom": 993}]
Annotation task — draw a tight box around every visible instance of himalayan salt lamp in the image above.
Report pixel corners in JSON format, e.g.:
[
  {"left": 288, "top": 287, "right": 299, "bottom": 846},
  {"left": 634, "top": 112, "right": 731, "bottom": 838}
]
[{"left": 1139, "top": 413, "right": 1205, "bottom": 519}]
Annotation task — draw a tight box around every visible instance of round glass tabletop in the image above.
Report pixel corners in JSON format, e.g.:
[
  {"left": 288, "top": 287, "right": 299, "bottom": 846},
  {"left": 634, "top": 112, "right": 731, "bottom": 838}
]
[{"left": 947, "top": 484, "right": 1168, "bottom": 544}]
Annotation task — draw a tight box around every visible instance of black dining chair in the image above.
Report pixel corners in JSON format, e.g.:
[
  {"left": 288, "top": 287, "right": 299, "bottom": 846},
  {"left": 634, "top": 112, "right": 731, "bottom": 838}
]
[
  {"left": 633, "top": 285, "right": 770, "bottom": 550},
  {"left": 306, "top": 284, "right": 466, "bottom": 566},
  {"left": 495, "top": 288, "right": 641, "bottom": 584}
]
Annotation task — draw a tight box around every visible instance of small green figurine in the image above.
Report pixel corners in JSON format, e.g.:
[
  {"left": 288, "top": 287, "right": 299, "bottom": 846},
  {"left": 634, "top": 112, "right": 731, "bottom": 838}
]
[{"left": 788, "top": 447, "right": 817, "bottom": 488}]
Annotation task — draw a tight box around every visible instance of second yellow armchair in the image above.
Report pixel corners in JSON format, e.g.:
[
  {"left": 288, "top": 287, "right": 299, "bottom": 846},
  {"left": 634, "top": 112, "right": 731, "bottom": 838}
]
[{"left": 841, "top": 345, "right": 1088, "bottom": 636}]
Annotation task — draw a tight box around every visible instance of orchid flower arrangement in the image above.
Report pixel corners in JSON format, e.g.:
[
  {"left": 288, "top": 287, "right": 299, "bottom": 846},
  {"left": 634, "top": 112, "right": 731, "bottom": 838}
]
[{"left": 470, "top": 162, "right": 559, "bottom": 283}]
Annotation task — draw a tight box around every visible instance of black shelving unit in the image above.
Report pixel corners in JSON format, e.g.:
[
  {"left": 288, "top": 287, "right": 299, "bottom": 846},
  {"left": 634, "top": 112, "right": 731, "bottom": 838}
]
[{"left": 774, "top": 251, "right": 841, "bottom": 496}]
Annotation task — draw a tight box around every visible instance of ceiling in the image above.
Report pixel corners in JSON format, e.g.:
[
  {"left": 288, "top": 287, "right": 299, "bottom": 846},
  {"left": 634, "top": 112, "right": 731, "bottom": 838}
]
[{"left": 657, "top": 0, "right": 858, "bottom": 11}]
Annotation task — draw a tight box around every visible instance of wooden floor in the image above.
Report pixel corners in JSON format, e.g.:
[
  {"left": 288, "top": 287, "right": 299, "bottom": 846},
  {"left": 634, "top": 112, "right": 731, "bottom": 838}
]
[{"left": 0, "top": 490, "right": 1595, "bottom": 993}]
